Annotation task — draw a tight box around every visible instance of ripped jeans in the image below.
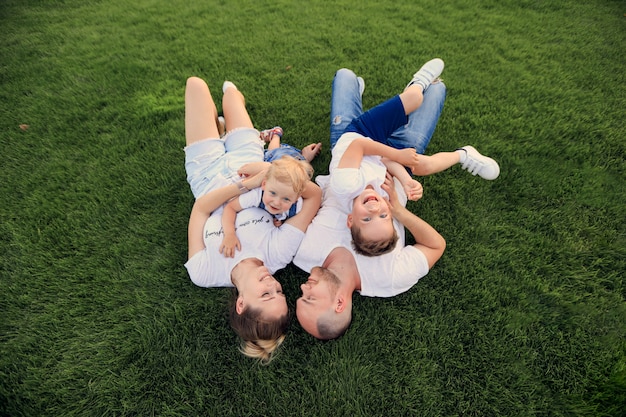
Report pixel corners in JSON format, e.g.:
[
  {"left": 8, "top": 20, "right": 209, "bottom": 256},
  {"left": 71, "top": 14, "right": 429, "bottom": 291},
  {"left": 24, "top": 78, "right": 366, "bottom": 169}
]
[{"left": 329, "top": 68, "right": 446, "bottom": 153}]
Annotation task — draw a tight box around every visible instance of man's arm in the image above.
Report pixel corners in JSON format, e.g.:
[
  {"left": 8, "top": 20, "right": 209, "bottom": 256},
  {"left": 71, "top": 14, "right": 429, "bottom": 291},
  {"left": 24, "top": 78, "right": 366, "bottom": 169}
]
[
  {"left": 382, "top": 174, "right": 445, "bottom": 267},
  {"left": 392, "top": 206, "right": 445, "bottom": 268}
]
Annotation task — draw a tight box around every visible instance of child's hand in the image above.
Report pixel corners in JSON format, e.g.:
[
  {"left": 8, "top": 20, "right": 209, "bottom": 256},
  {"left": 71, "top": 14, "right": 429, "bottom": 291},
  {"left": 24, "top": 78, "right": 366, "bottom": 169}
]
[
  {"left": 272, "top": 218, "right": 283, "bottom": 227},
  {"left": 381, "top": 173, "right": 401, "bottom": 213},
  {"left": 219, "top": 235, "right": 241, "bottom": 258},
  {"left": 238, "top": 162, "right": 270, "bottom": 179},
  {"left": 301, "top": 143, "right": 322, "bottom": 162},
  {"left": 395, "top": 148, "right": 420, "bottom": 168},
  {"left": 403, "top": 179, "right": 423, "bottom": 201}
]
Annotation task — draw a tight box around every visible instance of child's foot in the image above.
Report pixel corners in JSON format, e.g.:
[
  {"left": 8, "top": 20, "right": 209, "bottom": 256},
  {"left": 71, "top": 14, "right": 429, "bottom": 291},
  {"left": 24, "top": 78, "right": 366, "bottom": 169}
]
[
  {"left": 302, "top": 143, "right": 322, "bottom": 162},
  {"left": 456, "top": 146, "right": 500, "bottom": 180},
  {"left": 406, "top": 58, "right": 444, "bottom": 91},
  {"left": 259, "top": 126, "right": 283, "bottom": 143}
]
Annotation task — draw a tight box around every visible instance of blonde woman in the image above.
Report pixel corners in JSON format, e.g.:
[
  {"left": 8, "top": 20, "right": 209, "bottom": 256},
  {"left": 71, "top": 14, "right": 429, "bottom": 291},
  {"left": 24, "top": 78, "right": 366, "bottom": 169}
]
[{"left": 184, "top": 77, "right": 321, "bottom": 362}]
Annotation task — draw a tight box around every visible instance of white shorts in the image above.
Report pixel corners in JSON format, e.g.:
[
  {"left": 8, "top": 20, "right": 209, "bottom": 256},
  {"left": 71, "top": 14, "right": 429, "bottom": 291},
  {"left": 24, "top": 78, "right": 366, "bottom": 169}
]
[{"left": 184, "top": 127, "right": 263, "bottom": 198}]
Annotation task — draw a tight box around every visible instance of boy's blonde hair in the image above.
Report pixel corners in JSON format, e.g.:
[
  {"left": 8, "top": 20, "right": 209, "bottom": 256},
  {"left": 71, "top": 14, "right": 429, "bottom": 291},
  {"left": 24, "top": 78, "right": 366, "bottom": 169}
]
[{"left": 266, "top": 156, "right": 314, "bottom": 196}]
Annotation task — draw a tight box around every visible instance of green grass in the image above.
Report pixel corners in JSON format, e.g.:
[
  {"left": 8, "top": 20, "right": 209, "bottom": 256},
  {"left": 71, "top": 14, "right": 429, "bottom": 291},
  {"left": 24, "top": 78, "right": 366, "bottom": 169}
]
[{"left": 1, "top": 0, "right": 624, "bottom": 415}]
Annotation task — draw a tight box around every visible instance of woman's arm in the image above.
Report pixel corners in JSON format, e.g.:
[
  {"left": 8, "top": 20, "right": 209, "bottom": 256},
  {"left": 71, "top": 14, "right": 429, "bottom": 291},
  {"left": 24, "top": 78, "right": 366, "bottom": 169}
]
[
  {"left": 188, "top": 172, "right": 265, "bottom": 259},
  {"left": 237, "top": 161, "right": 271, "bottom": 178}
]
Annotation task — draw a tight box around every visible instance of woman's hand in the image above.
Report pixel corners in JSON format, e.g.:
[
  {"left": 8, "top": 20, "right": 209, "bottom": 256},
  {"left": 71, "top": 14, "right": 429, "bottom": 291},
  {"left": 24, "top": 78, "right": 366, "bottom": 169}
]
[
  {"left": 238, "top": 161, "right": 270, "bottom": 178},
  {"left": 239, "top": 163, "right": 271, "bottom": 190}
]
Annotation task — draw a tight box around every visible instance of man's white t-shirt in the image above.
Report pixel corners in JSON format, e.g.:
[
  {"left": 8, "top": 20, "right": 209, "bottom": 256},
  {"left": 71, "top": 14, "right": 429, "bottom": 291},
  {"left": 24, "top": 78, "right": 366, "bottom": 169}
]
[
  {"left": 293, "top": 164, "right": 430, "bottom": 298},
  {"left": 185, "top": 207, "right": 304, "bottom": 288}
]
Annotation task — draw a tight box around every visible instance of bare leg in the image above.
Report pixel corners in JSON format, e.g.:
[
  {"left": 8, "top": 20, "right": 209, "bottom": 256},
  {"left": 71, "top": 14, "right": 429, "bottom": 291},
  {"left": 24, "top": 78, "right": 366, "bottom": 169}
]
[
  {"left": 222, "top": 83, "right": 254, "bottom": 131},
  {"left": 185, "top": 77, "right": 221, "bottom": 146},
  {"left": 398, "top": 84, "right": 425, "bottom": 115},
  {"left": 267, "top": 133, "right": 281, "bottom": 151},
  {"left": 412, "top": 152, "right": 461, "bottom": 176}
]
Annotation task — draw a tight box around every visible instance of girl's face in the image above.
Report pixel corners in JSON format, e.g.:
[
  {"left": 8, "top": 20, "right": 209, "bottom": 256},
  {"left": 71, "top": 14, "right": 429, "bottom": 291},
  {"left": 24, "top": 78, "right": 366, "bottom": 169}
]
[{"left": 261, "top": 178, "right": 298, "bottom": 215}]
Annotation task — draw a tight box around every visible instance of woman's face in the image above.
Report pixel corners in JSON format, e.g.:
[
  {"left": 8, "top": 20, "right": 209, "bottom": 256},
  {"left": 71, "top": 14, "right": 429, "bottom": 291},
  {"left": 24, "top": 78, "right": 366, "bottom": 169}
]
[
  {"left": 261, "top": 178, "right": 298, "bottom": 215},
  {"left": 236, "top": 264, "right": 287, "bottom": 320}
]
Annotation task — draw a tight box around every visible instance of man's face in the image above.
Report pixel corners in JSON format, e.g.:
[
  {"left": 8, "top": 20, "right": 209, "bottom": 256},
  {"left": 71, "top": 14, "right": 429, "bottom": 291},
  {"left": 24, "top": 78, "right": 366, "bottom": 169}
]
[{"left": 296, "top": 268, "right": 338, "bottom": 338}]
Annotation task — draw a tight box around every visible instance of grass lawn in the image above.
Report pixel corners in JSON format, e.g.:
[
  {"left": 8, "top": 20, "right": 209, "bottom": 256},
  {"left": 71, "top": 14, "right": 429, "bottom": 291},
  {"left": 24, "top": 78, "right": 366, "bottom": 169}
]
[{"left": 1, "top": 0, "right": 624, "bottom": 416}]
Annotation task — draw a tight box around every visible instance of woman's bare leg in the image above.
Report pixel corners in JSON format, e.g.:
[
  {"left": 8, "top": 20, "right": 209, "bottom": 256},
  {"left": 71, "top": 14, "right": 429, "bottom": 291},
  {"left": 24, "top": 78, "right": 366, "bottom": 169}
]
[
  {"left": 222, "top": 82, "right": 254, "bottom": 131},
  {"left": 185, "top": 77, "right": 221, "bottom": 146}
]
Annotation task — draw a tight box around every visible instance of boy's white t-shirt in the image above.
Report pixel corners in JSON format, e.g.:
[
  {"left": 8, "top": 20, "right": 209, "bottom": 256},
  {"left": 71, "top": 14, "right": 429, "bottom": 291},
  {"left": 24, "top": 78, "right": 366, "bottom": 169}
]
[
  {"left": 293, "top": 164, "right": 431, "bottom": 298},
  {"left": 327, "top": 132, "right": 389, "bottom": 214},
  {"left": 185, "top": 207, "right": 304, "bottom": 288}
]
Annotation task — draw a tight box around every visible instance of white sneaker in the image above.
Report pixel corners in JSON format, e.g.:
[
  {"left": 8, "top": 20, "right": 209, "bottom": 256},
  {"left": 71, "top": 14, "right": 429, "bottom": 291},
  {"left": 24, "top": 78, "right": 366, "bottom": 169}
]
[
  {"left": 218, "top": 116, "right": 226, "bottom": 138},
  {"left": 406, "top": 58, "right": 444, "bottom": 91},
  {"left": 457, "top": 146, "right": 500, "bottom": 180},
  {"left": 222, "top": 81, "right": 237, "bottom": 93}
]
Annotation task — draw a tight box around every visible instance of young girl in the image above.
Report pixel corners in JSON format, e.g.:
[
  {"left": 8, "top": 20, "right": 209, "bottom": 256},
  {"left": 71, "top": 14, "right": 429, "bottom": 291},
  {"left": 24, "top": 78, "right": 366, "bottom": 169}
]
[
  {"left": 219, "top": 155, "right": 316, "bottom": 258},
  {"left": 260, "top": 126, "right": 322, "bottom": 163}
]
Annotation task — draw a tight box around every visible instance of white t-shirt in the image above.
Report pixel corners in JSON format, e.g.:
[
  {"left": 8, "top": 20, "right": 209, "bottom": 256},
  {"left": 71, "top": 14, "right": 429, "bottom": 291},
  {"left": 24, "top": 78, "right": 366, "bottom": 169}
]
[
  {"left": 293, "top": 134, "right": 431, "bottom": 297},
  {"left": 185, "top": 207, "right": 304, "bottom": 288},
  {"left": 327, "top": 132, "right": 389, "bottom": 214},
  {"left": 238, "top": 188, "right": 303, "bottom": 221}
]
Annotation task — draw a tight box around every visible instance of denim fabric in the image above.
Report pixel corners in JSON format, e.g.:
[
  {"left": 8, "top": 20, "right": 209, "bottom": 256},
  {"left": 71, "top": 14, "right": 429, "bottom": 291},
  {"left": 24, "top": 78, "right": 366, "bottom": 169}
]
[{"left": 329, "top": 68, "right": 446, "bottom": 154}]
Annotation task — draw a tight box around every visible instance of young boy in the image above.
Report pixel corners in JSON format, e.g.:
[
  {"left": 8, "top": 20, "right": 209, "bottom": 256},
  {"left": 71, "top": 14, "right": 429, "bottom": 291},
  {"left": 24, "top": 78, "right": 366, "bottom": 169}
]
[
  {"left": 219, "top": 155, "right": 317, "bottom": 258},
  {"left": 328, "top": 58, "right": 499, "bottom": 256}
]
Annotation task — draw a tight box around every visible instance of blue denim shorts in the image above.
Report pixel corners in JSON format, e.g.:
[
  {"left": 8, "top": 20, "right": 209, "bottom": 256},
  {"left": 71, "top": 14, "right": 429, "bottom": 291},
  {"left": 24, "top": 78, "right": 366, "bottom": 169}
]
[{"left": 264, "top": 144, "right": 305, "bottom": 162}]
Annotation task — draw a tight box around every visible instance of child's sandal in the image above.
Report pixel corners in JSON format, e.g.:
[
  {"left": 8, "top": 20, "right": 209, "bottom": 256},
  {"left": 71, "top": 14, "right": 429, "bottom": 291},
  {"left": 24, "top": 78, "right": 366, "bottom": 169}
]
[{"left": 260, "top": 126, "right": 283, "bottom": 143}]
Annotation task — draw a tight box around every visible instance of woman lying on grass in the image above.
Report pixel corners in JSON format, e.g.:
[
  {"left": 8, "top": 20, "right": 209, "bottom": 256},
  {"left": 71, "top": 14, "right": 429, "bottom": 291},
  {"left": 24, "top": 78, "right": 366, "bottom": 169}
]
[{"left": 183, "top": 76, "right": 321, "bottom": 362}]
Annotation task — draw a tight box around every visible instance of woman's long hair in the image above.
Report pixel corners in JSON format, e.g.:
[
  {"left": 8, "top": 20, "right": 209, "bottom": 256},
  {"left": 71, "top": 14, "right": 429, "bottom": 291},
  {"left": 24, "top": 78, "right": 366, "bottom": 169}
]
[{"left": 229, "top": 296, "right": 289, "bottom": 363}]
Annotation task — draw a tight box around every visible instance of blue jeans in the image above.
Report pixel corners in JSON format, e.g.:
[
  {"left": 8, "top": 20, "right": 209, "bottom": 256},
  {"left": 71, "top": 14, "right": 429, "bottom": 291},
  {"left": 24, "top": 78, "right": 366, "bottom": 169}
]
[
  {"left": 329, "top": 68, "right": 446, "bottom": 153},
  {"left": 264, "top": 144, "right": 305, "bottom": 162}
]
